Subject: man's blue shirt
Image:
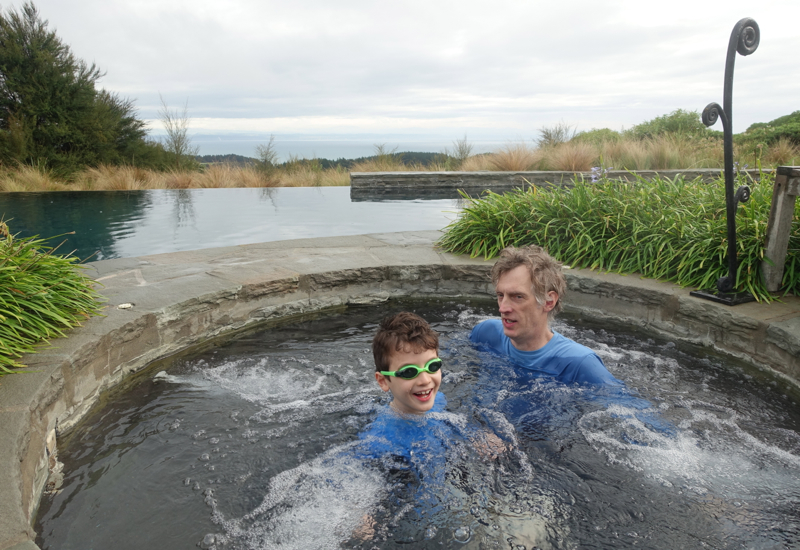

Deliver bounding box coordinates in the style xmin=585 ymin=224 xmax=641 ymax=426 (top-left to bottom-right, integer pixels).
xmin=469 ymin=319 xmax=621 ymax=386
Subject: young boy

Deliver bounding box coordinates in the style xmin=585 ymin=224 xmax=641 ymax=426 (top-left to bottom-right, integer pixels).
xmin=359 ymin=311 xmax=507 ymax=459
xmin=372 ymin=311 xmax=444 ymax=416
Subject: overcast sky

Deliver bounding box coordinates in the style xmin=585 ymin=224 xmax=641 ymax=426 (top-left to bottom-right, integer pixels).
xmin=18 ymin=0 xmax=800 ymax=140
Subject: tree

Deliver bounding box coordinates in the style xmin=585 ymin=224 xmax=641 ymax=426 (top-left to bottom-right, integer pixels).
xmin=158 ymin=94 xmax=199 ymax=169
xmin=254 ymin=134 xmax=278 ymax=174
xmin=0 ymin=2 xmax=155 ymax=172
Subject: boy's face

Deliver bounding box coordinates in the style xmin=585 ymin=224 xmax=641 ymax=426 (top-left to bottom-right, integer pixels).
xmin=375 ymin=346 xmax=441 ymax=415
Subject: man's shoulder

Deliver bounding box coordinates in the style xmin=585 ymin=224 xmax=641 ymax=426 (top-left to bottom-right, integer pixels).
xmin=469 ymin=318 xmax=503 ymax=344
xmin=547 ymin=332 xmax=619 ymax=385
xmin=548 ymin=331 xmax=597 ymax=357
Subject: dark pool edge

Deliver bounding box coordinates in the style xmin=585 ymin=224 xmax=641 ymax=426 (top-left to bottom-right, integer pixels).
xmin=1 ymin=230 xmax=798 ymax=550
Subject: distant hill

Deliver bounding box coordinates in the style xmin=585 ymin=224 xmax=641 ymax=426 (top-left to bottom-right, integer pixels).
xmin=196 ymin=151 xmax=448 ymax=169
xmin=196 ymin=154 xmax=257 ymax=165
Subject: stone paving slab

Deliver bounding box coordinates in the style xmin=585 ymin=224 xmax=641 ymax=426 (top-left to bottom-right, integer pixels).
xmin=1 ymin=230 xmax=798 ymax=550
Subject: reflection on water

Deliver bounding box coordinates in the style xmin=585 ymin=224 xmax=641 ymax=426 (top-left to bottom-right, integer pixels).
xmin=0 ymin=188 xmax=459 ymax=261
xmin=35 ymin=302 xmax=800 ymax=549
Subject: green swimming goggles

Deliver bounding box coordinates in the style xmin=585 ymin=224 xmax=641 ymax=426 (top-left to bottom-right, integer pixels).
xmin=380 ymin=358 xmax=443 ymax=380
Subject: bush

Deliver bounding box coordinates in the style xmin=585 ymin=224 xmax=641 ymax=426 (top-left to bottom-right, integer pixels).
xmin=537 ymin=123 xmax=576 ymax=148
xmin=438 ymin=173 xmax=798 ymax=301
xmin=572 ymin=128 xmax=622 ymax=145
xmin=740 ymin=111 xmax=800 ymax=154
xmin=0 ymin=221 xmax=103 ymax=375
xmin=626 ymin=109 xmax=709 ymax=140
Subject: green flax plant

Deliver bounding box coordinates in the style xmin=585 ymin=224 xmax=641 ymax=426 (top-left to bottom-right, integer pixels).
xmin=0 ymin=221 xmax=103 ymax=376
xmin=438 ymin=173 xmax=799 ymax=302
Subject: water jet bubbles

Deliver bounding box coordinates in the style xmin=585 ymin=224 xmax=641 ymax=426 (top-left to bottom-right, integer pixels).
xmin=453 ymin=526 xmax=471 ymax=543
xmin=193 ymin=481 xmax=201 ymax=490
xmin=209 ymin=437 xmax=220 ymax=445
xmin=199 ymin=453 xmax=211 ymax=462
xmin=193 ymin=429 xmax=206 ymax=440
xmin=198 ymin=533 xmax=216 ymax=549
xmin=183 ymin=477 xmax=191 ymax=486
xmin=424 ymin=525 xmax=437 ymax=540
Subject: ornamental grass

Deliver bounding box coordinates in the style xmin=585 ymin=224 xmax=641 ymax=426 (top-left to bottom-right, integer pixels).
xmin=0 ymin=221 xmax=103 ymax=376
xmin=437 ymin=173 xmax=799 ymax=302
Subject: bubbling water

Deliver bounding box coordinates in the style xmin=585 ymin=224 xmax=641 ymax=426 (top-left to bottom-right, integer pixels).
xmin=35 ymin=302 xmax=800 ymax=550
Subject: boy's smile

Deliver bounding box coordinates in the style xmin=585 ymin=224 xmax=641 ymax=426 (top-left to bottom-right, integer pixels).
xmin=375 ymin=347 xmax=441 ymax=415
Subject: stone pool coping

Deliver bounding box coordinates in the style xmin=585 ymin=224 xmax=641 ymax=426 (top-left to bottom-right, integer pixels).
xmin=2 ymin=230 xmax=799 ymax=550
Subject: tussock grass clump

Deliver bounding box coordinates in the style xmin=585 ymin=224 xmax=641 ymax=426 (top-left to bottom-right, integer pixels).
xmin=0 ymin=221 xmax=103 ymax=376
xmin=0 ymin=164 xmax=71 ymax=191
xmin=489 ymin=143 xmax=542 ymax=171
xmin=438 ymin=173 xmax=799 ymax=302
xmin=543 ymin=141 xmax=597 ymax=171
xmin=764 ymin=138 xmax=800 ymax=166
xmin=460 ymin=154 xmax=494 ymax=171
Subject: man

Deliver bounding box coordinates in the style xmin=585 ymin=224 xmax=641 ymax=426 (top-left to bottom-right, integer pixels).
xmin=470 ymin=245 xmax=620 ymax=385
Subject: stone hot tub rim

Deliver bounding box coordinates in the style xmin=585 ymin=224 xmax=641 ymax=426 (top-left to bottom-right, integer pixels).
xmin=1 ymin=230 xmax=799 ymax=550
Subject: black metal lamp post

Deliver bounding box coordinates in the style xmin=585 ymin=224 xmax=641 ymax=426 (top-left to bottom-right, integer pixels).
xmin=690 ymin=18 xmax=759 ymax=306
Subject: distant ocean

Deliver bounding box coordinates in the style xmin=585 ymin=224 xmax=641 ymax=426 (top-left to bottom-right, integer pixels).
xmin=191 ymin=137 xmax=516 ymax=162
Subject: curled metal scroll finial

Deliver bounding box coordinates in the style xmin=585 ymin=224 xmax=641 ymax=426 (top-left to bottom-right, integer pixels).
xmin=702 ymin=102 xmax=726 ymax=128
xmin=734 ymin=185 xmax=751 ymax=204
xmin=735 ymin=18 xmax=759 ymax=56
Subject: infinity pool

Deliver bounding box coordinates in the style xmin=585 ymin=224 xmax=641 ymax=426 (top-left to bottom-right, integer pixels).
xmin=35 ymin=301 xmax=800 ymax=549
xmin=0 ymin=187 xmax=460 ymax=261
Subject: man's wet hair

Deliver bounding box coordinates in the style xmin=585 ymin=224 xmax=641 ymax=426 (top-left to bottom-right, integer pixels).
xmin=490 ymin=245 xmax=566 ymax=316
xmin=372 ymin=312 xmax=439 ymax=372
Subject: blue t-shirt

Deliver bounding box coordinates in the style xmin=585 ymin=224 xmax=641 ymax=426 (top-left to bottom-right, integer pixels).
xmin=357 ymin=393 xmax=451 ymax=463
xmin=470 ymin=319 xmax=675 ymax=439
xmin=469 ymin=319 xmax=621 ymax=386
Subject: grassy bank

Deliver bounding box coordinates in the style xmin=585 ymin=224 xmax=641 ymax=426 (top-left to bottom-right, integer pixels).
xmin=1 ymin=133 xmax=798 ymax=192
xmin=437 ymin=173 xmax=799 ymax=302
xmin=0 ymin=221 xmax=103 ymax=376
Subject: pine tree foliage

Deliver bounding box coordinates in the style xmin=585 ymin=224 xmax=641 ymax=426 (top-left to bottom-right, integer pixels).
xmin=0 ymin=3 xmax=161 ymax=172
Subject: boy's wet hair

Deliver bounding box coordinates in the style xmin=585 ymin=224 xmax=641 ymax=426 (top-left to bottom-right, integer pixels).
xmin=372 ymin=311 xmax=439 ymax=372
xmin=490 ymin=245 xmax=566 ymax=316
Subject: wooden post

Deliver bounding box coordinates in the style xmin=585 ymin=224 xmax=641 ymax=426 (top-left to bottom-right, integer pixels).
xmin=762 ymin=166 xmax=800 ymax=292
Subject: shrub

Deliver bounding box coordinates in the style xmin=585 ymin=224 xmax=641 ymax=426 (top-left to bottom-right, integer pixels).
xmin=0 ymin=221 xmax=103 ymax=375
xmin=537 ymin=122 xmax=576 ymax=148
xmin=626 ymin=109 xmax=709 ymax=140
xmin=572 ymin=128 xmax=622 ymax=145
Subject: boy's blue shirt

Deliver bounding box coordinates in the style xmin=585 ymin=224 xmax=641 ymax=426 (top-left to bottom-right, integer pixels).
xmin=357 ymin=393 xmax=450 ymax=462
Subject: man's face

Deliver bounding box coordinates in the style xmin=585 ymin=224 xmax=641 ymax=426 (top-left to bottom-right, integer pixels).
xmin=375 ymin=346 xmax=441 ymax=415
xmin=495 ymin=265 xmax=557 ymax=351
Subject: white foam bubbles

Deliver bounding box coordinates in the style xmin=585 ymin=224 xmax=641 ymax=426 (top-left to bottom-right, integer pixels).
xmin=215 ymin=443 xmax=388 ymax=550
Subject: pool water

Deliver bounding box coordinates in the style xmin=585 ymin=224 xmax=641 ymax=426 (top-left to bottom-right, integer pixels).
xmin=0 ymin=187 xmax=461 ymax=261
xmin=35 ymin=301 xmax=800 ymax=549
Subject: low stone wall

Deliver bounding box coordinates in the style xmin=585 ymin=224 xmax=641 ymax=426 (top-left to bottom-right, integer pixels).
xmin=1 ymin=231 xmax=798 ymax=550
xmin=349 ymin=169 xmax=771 ymax=199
